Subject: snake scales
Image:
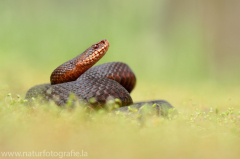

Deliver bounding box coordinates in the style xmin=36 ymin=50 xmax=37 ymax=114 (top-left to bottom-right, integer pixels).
xmin=25 ymin=39 xmax=174 ymax=115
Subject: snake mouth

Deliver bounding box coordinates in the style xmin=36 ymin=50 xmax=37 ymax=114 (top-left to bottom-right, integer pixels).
xmin=81 ymin=39 xmax=109 ymax=65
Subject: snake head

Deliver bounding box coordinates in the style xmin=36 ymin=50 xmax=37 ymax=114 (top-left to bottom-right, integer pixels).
xmin=50 ymin=39 xmax=109 ymax=85
xmin=79 ymin=39 xmax=109 ymax=66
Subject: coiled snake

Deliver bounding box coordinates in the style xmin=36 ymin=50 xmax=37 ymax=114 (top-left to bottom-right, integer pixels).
xmin=25 ymin=39 xmax=174 ymax=115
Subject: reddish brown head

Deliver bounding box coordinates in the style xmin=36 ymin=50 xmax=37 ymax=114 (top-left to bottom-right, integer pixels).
xmin=50 ymin=39 xmax=109 ymax=85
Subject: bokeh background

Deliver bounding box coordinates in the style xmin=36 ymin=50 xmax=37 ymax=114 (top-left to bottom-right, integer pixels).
xmin=0 ymin=0 xmax=240 ymax=106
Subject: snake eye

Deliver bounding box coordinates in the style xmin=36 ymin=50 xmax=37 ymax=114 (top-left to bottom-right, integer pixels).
xmin=93 ymin=44 xmax=99 ymax=49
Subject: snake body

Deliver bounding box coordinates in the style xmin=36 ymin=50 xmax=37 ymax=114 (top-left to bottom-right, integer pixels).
xmin=25 ymin=39 xmax=174 ymax=114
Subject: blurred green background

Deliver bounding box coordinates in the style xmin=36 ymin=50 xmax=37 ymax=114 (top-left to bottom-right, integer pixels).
xmin=0 ymin=0 xmax=240 ymax=99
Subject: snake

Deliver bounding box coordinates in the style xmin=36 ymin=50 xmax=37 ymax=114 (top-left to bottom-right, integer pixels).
xmin=25 ymin=39 xmax=174 ymax=115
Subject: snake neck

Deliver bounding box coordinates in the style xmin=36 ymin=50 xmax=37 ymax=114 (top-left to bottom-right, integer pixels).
xmin=50 ymin=39 xmax=109 ymax=85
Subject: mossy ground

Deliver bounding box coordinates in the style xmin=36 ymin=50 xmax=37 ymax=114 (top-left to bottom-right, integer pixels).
xmin=1 ymin=83 xmax=240 ymax=159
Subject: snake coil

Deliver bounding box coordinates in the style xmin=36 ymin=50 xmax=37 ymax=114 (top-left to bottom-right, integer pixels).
xmin=25 ymin=39 xmax=174 ymax=115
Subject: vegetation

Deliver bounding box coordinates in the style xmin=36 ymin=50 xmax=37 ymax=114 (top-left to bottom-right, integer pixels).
xmin=1 ymin=91 xmax=240 ymax=158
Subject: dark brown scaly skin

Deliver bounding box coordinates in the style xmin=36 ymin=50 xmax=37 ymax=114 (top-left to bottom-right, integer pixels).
xmin=25 ymin=77 xmax=133 ymax=108
xmin=77 ymin=62 xmax=136 ymax=93
xmin=25 ymin=39 xmax=174 ymax=113
xmin=115 ymin=100 xmax=175 ymax=117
